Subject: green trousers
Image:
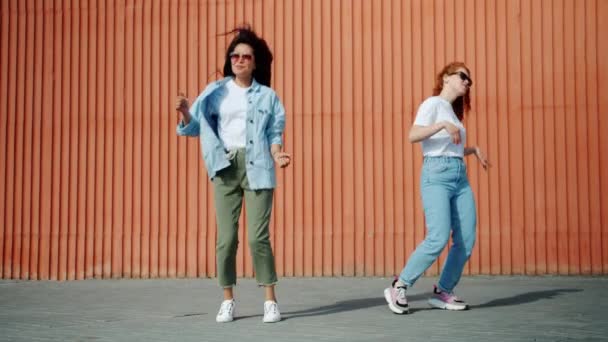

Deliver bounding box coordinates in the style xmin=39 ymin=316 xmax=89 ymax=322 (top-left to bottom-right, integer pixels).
xmin=213 ymin=149 xmax=278 ymax=287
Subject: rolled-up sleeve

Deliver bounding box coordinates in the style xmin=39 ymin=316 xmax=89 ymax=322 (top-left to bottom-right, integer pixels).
xmin=413 ymin=99 xmax=437 ymax=126
xmin=266 ymin=94 xmax=286 ymax=146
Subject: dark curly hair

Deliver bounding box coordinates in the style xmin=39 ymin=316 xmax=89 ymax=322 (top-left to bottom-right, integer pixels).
xmin=222 ymin=25 xmax=273 ymax=87
xmin=432 ymin=62 xmax=472 ymax=121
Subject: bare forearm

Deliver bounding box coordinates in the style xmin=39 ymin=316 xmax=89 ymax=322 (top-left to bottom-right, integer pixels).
xmin=270 ymin=144 xmax=282 ymax=157
xmin=409 ymin=123 xmax=445 ymax=143
xmin=271 ymin=143 xmax=291 ymax=168
xmin=464 ymin=147 xmax=478 ymax=156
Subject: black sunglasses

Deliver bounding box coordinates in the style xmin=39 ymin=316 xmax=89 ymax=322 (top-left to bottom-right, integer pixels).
xmin=449 ymin=71 xmax=473 ymax=86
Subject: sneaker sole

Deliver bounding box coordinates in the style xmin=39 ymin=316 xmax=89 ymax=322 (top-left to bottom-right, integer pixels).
xmin=216 ymin=317 xmax=235 ymax=323
xmin=428 ymin=298 xmax=468 ymax=311
xmin=384 ymin=288 xmax=409 ymax=314
xmin=216 ymin=308 xmax=235 ymax=323
xmin=263 ymin=316 xmax=281 ymax=323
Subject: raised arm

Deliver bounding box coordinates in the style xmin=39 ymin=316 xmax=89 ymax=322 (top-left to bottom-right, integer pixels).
xmin=175 ymin=92 xmax=201 ymax=137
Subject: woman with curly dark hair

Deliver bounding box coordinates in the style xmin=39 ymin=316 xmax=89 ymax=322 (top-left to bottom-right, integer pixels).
xmin=175 ymin=26 xmax=290 ymax=323
xmin=384 ymin=62 xmax=489 ymax=314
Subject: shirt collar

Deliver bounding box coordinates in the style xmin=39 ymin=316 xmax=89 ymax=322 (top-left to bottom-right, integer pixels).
xmin=222 ymin=76 xmax=261 ymax=93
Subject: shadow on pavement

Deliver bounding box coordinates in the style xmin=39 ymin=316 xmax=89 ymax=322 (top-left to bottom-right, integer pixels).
xmin=276 ymin=292 xmax=432 ymax=320
xmin=177 ymin=289 xmax=583 ymax=320
xmin=475 ymin=288 xmax=582 ymax=308
xmin=175 ymin=294 xmax=432 ymax=321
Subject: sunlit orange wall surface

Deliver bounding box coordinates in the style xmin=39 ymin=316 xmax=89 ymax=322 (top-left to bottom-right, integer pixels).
xmin=1 ymin=0 xmax=607 ymax=280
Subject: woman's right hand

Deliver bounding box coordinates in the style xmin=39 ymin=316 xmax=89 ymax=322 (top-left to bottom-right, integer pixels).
xmin=443 ymin=122 xmax=461 ymax=145
xmin=176 ymin=93 xmax=189 ymax=113
xmin=175 ymin=92 xmax=191 ymax=124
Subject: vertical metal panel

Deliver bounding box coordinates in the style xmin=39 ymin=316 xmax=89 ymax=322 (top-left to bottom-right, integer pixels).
xmin=1 ymin=0 xmax=607 ymax=279
xmin=600 ymin=0 xmax=608 ymax=276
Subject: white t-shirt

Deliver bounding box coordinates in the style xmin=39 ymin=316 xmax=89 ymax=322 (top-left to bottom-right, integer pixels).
xmin=413 ymin=96 xmax=466 ymax=157
xmin=218 ymin=79 xmax=249 ymax=149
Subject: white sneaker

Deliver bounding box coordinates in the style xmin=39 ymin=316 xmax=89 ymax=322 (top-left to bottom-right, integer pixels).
xmin=263 ymin=300 xmax=281 ymax=323
xmin=216 ymin=299 xmax=235 ymax=323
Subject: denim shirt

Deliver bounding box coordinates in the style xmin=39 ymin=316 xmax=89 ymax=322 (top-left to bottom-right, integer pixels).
xmin=176 ymin=77 xmax=286 ymax=190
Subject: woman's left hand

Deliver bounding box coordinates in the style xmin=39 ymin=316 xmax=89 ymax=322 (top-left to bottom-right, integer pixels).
xmin=273 ymin=151 xmax=291 ymax=168
xmin=474 ymin=147 xmax=491 ymax=170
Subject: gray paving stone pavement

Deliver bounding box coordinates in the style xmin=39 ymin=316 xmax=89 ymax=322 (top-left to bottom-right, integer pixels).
xmin=0 ymin=276 xmax=606 ymax=341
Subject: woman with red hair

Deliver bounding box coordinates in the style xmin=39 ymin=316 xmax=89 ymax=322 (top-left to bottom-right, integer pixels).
xmin=385 ymin=62 xmax=489 ymax=314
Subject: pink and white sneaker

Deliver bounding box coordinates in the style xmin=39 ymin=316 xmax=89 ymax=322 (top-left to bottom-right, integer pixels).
xmin=383 ymin=277 xmax=409 ymax=314
xmin=428 ymin=285 xmax=469 ymax=310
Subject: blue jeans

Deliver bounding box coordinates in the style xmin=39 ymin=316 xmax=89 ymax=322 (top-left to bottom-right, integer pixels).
xmin=399 ymin=156 xmax=477 ymax=292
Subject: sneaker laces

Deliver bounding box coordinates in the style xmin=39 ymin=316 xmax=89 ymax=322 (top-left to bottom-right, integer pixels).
xmin=395 ymin=286 xmax=407 ymax=301
xmin=392 ymin=278 xmax=407 ymax=302
xmin=219 ymin=300 xmax=234 ymax=315
xmin=265 ymin=301 xmax=278 ymax=314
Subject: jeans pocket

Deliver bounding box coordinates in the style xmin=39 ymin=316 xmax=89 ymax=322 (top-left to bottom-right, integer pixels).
xmin=422 ymin=163 xmax=452 ymax=184
xmin=426 ymin=163 xmax=449 ymax=174
xmin=212 ymin=164 xmax=232 ymax=184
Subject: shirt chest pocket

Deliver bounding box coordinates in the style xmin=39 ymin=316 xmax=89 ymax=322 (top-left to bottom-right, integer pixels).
xmin=255 ymin=108 xmax=272 ymax=129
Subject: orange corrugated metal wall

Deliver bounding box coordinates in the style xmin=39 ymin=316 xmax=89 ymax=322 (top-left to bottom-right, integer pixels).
xmin=1 ymin=0 xmax=607 ymax=280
